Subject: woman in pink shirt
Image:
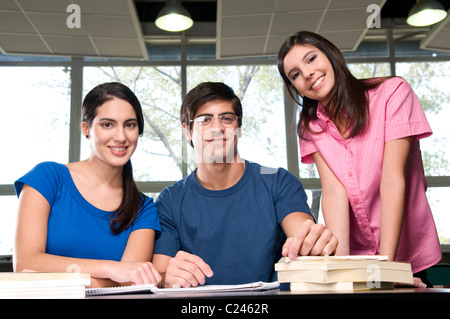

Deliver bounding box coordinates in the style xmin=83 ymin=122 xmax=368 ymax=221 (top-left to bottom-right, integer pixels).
xmin=277 ymin=31 xmax=441 ymax=287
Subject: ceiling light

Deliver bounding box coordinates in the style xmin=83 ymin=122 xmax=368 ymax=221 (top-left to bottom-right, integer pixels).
xmin=407 ymin=0 xmax=448 ymax=27
xmin=155 ymin=0 xmax=194 ymax=32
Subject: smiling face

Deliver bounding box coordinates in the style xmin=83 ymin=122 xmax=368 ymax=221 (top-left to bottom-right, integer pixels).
xmin=283 ymin=44 xmax=335 ymax=106
xmin=83 ymin=97 xmax=139 ymax=168
xmin=184 ymin=99 xmax=240 ymax=164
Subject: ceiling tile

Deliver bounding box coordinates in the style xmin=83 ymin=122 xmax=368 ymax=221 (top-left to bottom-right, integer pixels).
xmin=94 ymin=37 xmax=144 ymax=58
xmin=75 ymin=0 xmax=136 ymax=16
xmin=275 ymin=0 xmax=329 ymax=12
xmin=44 ymin=35 xmax=98 ymax=56
xmin=16 ymin=0 xmax=72 ymax=13
xmin=217 ymin=0 xmax=389 ymax=59
xmin=221 ymin=15 xmax=272 ymax=38
xmin=0 ymin=0 xmax=146 ymax=59
xmin=328 ymin=0 xmax=377 ymax=9
xmin=0 ymin=11 xmax=34 ymax=33
xmin=422 ymin=28 xmax=450 ymax=52
xmin=82 ymin=15 xmax=138 ymax=38
xmin=265 ymin=34 xmax=293 ymax=54
xmin=219 ymin=37 xmax=266 ymax=58
xmin=221 ymin=0 xmax=275 ymax=15
xmin=27 ymin=12 xmax=88 ymax=36
xmin=318 ymin=8 xmax=369 ymax=32
xmin=270 ymin=12 xmax=322 ymax=35
xmin=321 ymin=31 xmax=365 ymax=51
xmin=0 ymin=0 xmax=21 ymax=11
xmin=421 ymin=10 xmax=450 ymax=52
xmin=0 ymin=34 xmax=49 ymax=54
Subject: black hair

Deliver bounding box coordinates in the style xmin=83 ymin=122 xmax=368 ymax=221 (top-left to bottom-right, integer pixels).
xmin=81 ymin=82 xmax=144 ymax=234
xmin=180 ymin=82 xmax=242 ymax=147
xmin=278 ymin=31 xmax=391 ymax=139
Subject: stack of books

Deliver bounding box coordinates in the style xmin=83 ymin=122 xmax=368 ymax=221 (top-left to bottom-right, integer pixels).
xmin=0 ymin=272 xmax=91 ymax=299
xmin=275 ymin=255 xmax=414 ymax=292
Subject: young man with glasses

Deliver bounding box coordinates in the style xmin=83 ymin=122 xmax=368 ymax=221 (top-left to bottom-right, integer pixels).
xmin=152 ymin=82 xmax=337 ymax=287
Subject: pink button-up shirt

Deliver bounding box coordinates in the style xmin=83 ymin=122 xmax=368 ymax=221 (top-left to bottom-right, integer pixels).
xmin=300 ymin=77 xmax=441 ymax=273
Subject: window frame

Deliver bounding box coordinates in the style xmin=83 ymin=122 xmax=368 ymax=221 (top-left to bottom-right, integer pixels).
xmin=1 ymin=29 xmax=449 ymax=256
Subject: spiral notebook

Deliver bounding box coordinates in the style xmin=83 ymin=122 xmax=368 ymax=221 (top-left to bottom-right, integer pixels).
xmin=85 ymin=281 xmax=279 ymax=296
xmin=86 ymin=283 xmax=156 ymax=296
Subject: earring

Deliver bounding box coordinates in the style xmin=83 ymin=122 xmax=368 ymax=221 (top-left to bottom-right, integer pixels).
xmin=85 ymin=134 xmax=90 ymax=139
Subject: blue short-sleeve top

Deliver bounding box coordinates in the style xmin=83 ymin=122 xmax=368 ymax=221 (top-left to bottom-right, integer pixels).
xmin=14 ymin=161 xmax=161 ymax=261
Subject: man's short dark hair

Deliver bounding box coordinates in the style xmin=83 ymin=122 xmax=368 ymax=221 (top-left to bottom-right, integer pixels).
xmin=180 ymin=82 xmax=243 ymax=129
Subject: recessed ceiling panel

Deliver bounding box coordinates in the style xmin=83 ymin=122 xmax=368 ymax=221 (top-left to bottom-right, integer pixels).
xmin=75 ymin=0 xmax=133 ymax=16
xmin=44 ymin=35 xmax=98 ymax=56
xmin=270 ymin=12 xmax=322 ymax=34
xmin=220 ymin=36 xmax=267 ymax=57
xmin=0 ymin=34 xmax=49 ymax=54
xmin=421 ymin=9 xmax=450 ymax=52
xmin=275 ymin=0 xmax=330 ymax=12
xmin=83 ymin=16 xmax=139 ymax=38
xmin=94 ymin=37 xmax=144 ymax=58
xmin=18 ymin=0 xmax=72 ymax=13
xmin=217 ymin=0 xmax=387 ymax=59
xmin=27 ymin=12 xmax=88 ymax=36
xmin=0 ymin=11 xmax=35 ymax=33
xmin=221 ymin=0 xmax=275 ymax=15
xmin=321 ymin=31 xmax=366 ymax=51
xmin=319 ymin=8 xmax=370 ymax=32
xmin=265 ymin=34 xmax=292 ymax=55
xmin=0 ymin=0 xmax=147 ymax=59
xmin=221 ymin=15 xmax=272 ymax=38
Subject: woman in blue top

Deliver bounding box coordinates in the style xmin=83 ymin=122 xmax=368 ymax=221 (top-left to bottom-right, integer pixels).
xmin=14 ymin=82 xmax=161 ymax=288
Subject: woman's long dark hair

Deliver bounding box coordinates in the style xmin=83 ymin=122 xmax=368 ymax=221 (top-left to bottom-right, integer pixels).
xmin=82 ymin=82 xmax=144 ymax=234
xmin=277 ymin=31 xmax=391 ymax=140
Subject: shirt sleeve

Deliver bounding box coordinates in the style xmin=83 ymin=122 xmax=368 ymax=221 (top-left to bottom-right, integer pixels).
xmin=298 ymin=116 xmax=324 ymax=164
xmin=384 ymin=77 xmax=432 ymax=142
xmin=14 ymin=162 xmax=61 ymax=206
xmin=299 ymin=136 xmax=318 ymax=164
xmin=130 ymin=195 xmax=161 ymax=233
xmin=153 ymin=188 xmax=180 ymax=257
xmin=274 ymin=168 xmax=313 ymax=224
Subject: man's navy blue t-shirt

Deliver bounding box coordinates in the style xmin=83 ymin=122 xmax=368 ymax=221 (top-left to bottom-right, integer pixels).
xmin=154 ymin=160 xmax=312 ymax=285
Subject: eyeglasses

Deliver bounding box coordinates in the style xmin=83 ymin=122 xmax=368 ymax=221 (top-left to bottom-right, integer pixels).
xmin=189 ymin=114 xmax=240 ymax=127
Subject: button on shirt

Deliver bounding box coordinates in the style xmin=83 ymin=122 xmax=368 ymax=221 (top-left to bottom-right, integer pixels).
xmin=299 ymin=77 xmax=441 ymax=273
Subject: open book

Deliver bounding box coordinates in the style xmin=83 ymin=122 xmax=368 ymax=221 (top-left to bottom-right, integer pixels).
xmin=86 ymin=281 xmax=279 ymax=296
xmin=152 ymin=281 xmax=279 ymax=294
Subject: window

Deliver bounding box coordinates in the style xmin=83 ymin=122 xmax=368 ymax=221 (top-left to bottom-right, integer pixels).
xmin=396 ymin=62 xmax=450 ymax=177
xmin=347 ymin=62 xmax=391 ymax=79
xmin=0 ymin=66 xmax=70 ymax=256
xmin=186 ymin=65 xmax=287 ymax=170
xmin=296 ymin=58 xmax=450 ymax=246
xmin=1 ymin=32 xmax=449 ymax=258
xmin=397 ymin=61 xmax=450 ymax=245
xmin=0 ymin=67 xmax=70 ymax=185
xmin=82 ymin=66 xmax=183 ymax=181
xmin=0 ymin=196 xmax=18 ymax=255
xmin=427 ymin=188 xmax=450 ymax=244
xmin=299 ymin=62 xmax=391 ymax=220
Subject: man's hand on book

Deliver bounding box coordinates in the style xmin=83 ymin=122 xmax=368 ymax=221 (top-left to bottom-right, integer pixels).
xmin=164 ymin=251 xmax=214 ymax=288
xmin=282 ymin=219 xmax=338 ymax=260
